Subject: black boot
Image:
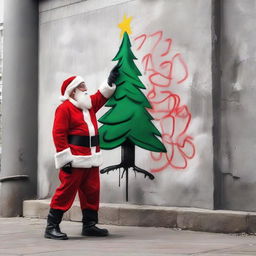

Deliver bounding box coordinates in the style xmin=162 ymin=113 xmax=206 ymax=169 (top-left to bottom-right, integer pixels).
xmin=81 ymin=209 xmax=109 ymax=237
xmin=44 ymin=208 xmax=68 ymax=240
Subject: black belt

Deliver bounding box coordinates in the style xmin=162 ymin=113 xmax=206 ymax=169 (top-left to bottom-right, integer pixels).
xmin=68 ymin=135 xmax=99 ymax=147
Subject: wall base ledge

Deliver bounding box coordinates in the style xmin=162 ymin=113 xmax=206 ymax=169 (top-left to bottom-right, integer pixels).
xmin=23 ymin=199 xmax=256 ymax=234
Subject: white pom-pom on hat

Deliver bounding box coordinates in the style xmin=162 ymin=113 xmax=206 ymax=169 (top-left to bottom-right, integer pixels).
xmin=59 ymin=95 xmax=68 ymax=102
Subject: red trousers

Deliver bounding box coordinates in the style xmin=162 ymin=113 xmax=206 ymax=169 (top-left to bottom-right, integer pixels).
xmin=50 ymin=167 xmax=100 ymax=212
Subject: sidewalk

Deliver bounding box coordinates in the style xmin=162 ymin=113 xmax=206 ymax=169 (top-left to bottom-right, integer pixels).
xmin=0 ymin=217 xmax=256 ymax=256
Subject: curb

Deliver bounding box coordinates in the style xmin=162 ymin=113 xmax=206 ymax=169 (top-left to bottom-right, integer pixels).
xmin=23 ymin=199 xmax=256 ymax=234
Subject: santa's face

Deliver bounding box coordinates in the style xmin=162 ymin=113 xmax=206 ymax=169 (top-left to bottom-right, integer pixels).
xmin=72 ymin=82 xmax=92 ymax=110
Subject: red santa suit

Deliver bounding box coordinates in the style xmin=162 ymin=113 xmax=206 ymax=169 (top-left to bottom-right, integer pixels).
xmin=50 ymin=76 xmax=115 ymax=212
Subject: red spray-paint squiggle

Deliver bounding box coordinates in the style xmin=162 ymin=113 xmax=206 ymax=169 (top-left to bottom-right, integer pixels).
xmin=134 ymin=31 xmax=196 ymax=172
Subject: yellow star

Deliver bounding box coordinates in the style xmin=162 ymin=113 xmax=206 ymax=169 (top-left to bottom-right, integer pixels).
xmin=118 ymin=14 xmax=133 ymax=38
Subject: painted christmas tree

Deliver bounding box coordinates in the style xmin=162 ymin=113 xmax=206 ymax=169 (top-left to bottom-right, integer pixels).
xmin=99 ymin=15 xmax=166 ymax=201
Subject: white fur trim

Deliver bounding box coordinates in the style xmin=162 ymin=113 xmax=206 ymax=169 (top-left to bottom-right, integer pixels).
xmin=71 ymin=152 xmax=103 ymax=168
xmin=99 ymin=81 xmax=116 ymax=98
xmin=55 ymin=148 xmax=74 ymax=169
xmin=63 ymin=76 xmax=84 ymax=99
xmin=69 ymin=97 xmax=80 ymax=108
xmin=82 ymin=110 xmax=96 ymax=154
xmin=83 ymin=110 xmax=95 ymax=136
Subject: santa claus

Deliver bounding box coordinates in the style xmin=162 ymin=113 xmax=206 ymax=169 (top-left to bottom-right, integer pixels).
xmin=44 ymin=66 xmax=119 ymax=240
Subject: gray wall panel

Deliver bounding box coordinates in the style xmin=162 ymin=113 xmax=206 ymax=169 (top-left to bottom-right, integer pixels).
xmin=38 ymin=0 xmax=214 ymax=209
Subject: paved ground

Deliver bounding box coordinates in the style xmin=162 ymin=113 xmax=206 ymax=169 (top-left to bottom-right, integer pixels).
xmin=0 ymin=218 xmax=256 ymax=256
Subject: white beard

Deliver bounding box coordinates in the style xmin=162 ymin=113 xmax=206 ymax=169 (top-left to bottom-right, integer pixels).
xmin=74 ymin=89 xmax=92 ymax=110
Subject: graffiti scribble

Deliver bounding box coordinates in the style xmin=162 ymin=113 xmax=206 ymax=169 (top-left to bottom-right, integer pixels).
xmin=134 ymin=31 xmax=196 ymax=172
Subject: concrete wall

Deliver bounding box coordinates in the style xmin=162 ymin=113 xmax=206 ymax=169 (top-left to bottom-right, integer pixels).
xmin=0 ymin=0 xmax=3 ymax=23
xmin=220 ymin=0 xmax=256 ymax=211
xmin=38 ymin=0 xmax=214 ymax=208
xmin=0 ymin=0 xmax=3 ymax=143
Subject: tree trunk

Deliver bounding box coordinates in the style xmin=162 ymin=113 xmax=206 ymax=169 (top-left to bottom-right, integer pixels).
xmin=100 ymin=139 xmax=154 ymax=202
xmin=121 ymin=139 xmax=135 ymax=168
xmin=121 ymin=140 xmax=135 ymax=201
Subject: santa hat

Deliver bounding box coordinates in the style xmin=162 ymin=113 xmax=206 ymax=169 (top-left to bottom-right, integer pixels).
xmin=59 ymin=75 xmax=85 ymax=102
